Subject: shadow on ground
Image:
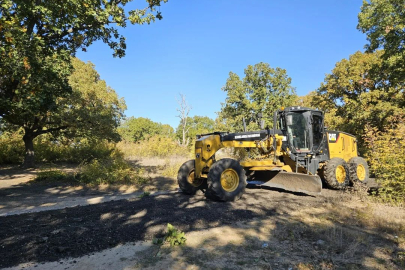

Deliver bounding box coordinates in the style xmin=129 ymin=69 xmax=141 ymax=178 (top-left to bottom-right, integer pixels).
xmin=0 ymin=188 xmax=403 ymax=269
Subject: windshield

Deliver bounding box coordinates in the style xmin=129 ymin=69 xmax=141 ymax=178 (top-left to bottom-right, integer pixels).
xmin=286 ymin=112 xmax=310 ymax=152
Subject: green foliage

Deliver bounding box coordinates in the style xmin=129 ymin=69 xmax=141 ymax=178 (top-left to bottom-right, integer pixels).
xmin=118 ymin=117 xmax=174 ymax=142
xmin=31 ymin=149 xmax=151 ymax=186
xmin=0 ymin=130 xmax=119 ymax=165
xmin=313 ymin=51 xmax=404 ymax=152
xmin=0 ymin=0 xmax=166 ymax=166
xmin=1 ymin=57 xmax=126 ymax=167
xmin=165 ymin=223 xmax=186 ymax=246
xmin=0 ymin=130 xmax=24 ymax=164
xmin=161 ymin=159 xmax=185 ymax=178
xmin=365 ymin=120 xmax=405 ymax=205
xmin=358 ymin=0 xmax=405 ymax=85
xmin=35 ymin=170 xmax=76 ymax=183
xmin=79 ymin=153 xmax=150 ymax=185
xmin=218 ymin=62 xmax=296 ymax=132
xmin=175 ymin=116 xmax=215 ymax=143
xmin=117 ymin=135 xmax=190 ymax=158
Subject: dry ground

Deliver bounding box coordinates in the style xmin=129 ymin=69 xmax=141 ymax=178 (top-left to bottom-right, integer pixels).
xmin=0 ymin=159 xmax=404 ymax=270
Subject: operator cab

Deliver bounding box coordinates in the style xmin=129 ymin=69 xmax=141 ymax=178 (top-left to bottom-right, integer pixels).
xmin=277 ymin=107 xmax=325 ymax=155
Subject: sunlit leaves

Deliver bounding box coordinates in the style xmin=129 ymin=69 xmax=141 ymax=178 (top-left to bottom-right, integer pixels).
xmin=218 ymin=62 xmax=296 ymax=132
xmin=358 ymin=0 xmax=405 ymax=84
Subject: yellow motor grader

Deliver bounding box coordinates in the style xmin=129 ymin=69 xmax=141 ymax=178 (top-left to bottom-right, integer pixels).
xmin=177 ymin=106 xmax=369 ymax=201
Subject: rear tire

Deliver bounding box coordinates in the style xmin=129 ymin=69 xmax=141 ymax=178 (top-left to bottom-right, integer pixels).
xmin=206 ymin=158 xmax=246 ymax=201
xmin=177 ymin=160 xmax=206 ymax=195
xmin=324 ymin=158 xmax=349 ymax=190
xmin=348 ymin=157 xmax=369 ymax=184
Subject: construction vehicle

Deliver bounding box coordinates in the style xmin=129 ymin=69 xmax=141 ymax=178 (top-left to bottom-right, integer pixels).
xmin=177 ymin=106 xmax=369 ymax=201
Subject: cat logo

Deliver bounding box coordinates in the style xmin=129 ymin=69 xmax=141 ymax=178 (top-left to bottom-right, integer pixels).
xmin=328 ymin=133 xmax=337 ymax=141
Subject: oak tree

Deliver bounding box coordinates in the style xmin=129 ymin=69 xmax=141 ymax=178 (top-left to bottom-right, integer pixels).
xmin=218 ymin=62 xmax=296 ymax=131
xmin=358 ymin=0 xmax=405 ymax=85
xmin=0 ymin=0 xmax=167 ymax=166
xmin=2 ymin=58 xmax=126 ymax=167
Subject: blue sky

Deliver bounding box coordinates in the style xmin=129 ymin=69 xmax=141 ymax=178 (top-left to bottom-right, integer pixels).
xmin=76 ymin=0 xmax=367 ymax=128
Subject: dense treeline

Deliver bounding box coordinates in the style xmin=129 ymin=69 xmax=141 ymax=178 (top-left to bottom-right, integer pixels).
xmin=0 ymin=0 xmax=404 ymax=202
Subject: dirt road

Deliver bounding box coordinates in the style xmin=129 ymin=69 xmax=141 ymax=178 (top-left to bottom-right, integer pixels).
xmin=0 ymin=167 xmax=404 ymax=270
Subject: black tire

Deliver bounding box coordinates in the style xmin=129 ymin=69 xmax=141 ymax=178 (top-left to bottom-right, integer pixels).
xmin=324 ymin=157 xmax=349 ymax=190
xmin=348 ymin=157 xmax=369 ymax=184
xmin=206 ymin=158 xmax=247 ymax=201
xmin=177 ymin=160 xmax=206 ymax=195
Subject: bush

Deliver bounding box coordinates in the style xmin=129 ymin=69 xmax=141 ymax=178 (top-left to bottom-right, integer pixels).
xmin=79 ymin=150 xmax=150 ymax=185
xmin=35 ymin=169 xmax=77 ymax=183
xmin=365 ymin=121 xmax=405 ymax=204
xmin=0 ymin=130 xmax=117 ymax=165
xmin=117 ymin=135 xmax=191 ymax=158
xmin=34 ymin=136 xmax=115 ymax=163
xmin=0 ymin=131 xmax=24 ymax=164
xmin=153 ymin=223 xmax=187 ymax=246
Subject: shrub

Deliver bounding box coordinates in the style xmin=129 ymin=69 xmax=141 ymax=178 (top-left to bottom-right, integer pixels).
xmin=165 ymin=223 xmax=186 ymax=246
xmin=0 ymin=130 xmax=117 ymax=165
xmin=35 ymin=169 xmax=77 ymax=183
xmin=0 ymin=131 xmax=24 ymax=164
xmin=117 ymin=135 xmax=191 ymax=158
xmin=79 ymin=151 xmax=150 ymax=185
xmin=34 ymin=136 xmax=115 ymax=164
xmin=365 ymin=121 xmax=405 ymax=204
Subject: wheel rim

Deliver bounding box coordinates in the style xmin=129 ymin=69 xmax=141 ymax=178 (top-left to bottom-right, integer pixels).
xmin=335 ymin=165 xmax=346 ymax=183
xmin=220 ymin=169 xmax=239 ymax=192
xmin=357 ymin=164 xmax=366 ymax=181
xmin=187 ymin=170 xmax=203 ymax=187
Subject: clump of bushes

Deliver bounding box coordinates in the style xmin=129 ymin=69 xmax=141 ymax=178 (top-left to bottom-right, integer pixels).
xmin=0 ymin=131 xmax=116 ymax=165
xmin=34 ymin=149 xmax=150 ymax=185
xmin=365 ymin=121 xmax=405 ymax=205
xmin=79 ymin=150 xmax=150 ymax=185
xmin=117 ymin=135 xmax=191 ymax=158
xmin=35 ymin=169 xmax=77 ymax=183
xmin=0 ymin=131 xmax=25 ymax=164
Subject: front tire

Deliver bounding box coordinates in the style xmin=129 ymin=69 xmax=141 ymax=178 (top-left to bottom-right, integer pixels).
xmin=348 ymin=157 xmax=369 ymax=184
xmin=206 ymin=158 xmax=246 ymax=201
xmin=323 ymin=158 xmax=349 ymax=190
xmin=177 ymin=160 xmax=206 ymax=195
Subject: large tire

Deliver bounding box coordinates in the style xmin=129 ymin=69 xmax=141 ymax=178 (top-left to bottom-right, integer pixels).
xmin=323 ymin=158 xmax=349 ymax=190
xmin=177 ymin=160 xmax=206 ymax=195
xmin=348 ymin=157 xmax=369 ymax=184
xmin=206 ymin=158 xmax=247 ymax=201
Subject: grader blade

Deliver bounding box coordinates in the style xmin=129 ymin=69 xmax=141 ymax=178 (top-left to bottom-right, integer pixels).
xmin=247 ymin=171 xmax=322 ymax=196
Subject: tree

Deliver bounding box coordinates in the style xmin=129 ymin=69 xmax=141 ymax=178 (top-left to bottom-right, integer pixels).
xmin=0 ymin=0 xmax=167 ymax=166
xmin=2 ymin=58 xmax=126 ymax=167
xmin=315 ymin=51 xmax=404 ymax=151
xmin=218 ymin=62 xmax=296 ymax=131
xmin=118 ymin=117 xmax=170 ymax=142
xmin=175 ymin=116 xmax=215 ymax=143
xmin=0 ymin=0 xmax=166 ymax=116
xmin=358 ymin=0 xmax=405 ymax=85
xmin=176 ymin=94 xmax=191 ymax=146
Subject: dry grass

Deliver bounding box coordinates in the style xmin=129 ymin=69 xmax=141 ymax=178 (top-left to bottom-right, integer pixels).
xmin=132 ymin=187 xmax=405 ymax=270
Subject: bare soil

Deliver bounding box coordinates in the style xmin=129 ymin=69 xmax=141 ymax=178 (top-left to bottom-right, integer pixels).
xmin=0 ymin=162 xmax=404 ymax=270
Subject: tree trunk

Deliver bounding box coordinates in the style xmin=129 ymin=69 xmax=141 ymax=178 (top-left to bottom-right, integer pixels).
xmin=22 ymin=132 xmax=36 ymax=168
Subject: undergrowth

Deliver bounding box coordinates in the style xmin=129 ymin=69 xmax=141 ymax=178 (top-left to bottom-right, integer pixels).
xmin=365 ymin=121 xmax=405 ymax=205
xmin=34 ymin=150 xmax=150 ymax=185
xmin=117 ymin=135 xmax=191 ymax=158
xmin=153 ymin=223 xmax=187 ymax=246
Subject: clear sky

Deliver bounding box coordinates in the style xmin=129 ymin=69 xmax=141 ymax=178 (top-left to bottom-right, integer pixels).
xmin=76 ymin=0 xmax=367 ymax=128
